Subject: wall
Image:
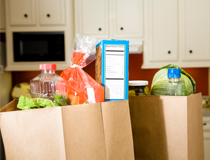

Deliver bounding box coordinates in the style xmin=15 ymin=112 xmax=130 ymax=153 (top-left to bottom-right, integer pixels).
xmin=12 ymin=53 xmax=209 ymax=96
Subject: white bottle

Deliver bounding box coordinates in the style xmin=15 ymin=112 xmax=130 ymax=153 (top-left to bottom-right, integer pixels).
xmin=167 ymin=68 xmax=183 ymax=96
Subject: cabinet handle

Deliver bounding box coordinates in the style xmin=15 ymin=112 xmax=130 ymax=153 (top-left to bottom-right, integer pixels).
xmin=47 ymin=14 xmax=50 ymax=17
xmin=203 ymin=122 xmax=207 ymax=125
xmin=189 ymin=50 xmax=193 ymax=53
xmin=168 ymin=51 xmax=171 ymax=54
xmin=120 ymin=27 xmax=124 ymax=30
xmin=98 ymin=28 xmax=102 ymax=31
xmin=24 ymin=14 xmax=28 ymax=18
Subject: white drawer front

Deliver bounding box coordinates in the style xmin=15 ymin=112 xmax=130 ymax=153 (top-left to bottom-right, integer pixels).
xmin=203 ymin=117 xmax=210 ymax=127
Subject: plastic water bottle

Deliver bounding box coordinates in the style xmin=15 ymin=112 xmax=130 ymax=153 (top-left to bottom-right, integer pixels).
xmin=167 ymin=68 xmax=183 ymax=96
xmin=30 ymin=64 xmax=60 ymax=101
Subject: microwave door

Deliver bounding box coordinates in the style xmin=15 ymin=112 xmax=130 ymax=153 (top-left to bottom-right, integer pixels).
xmin=13 ymin=32 xmax=65 ymax=62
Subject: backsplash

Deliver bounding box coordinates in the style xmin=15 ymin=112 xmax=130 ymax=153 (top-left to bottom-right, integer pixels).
xmin=12 ymin=53 xmax=209 ymax=96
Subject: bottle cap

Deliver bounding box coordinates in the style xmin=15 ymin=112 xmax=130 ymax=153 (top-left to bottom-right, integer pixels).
xmin=129 ymin=80 xmax=148 ymax=86
xmin=39 ymin=64 xmax=57 ymax=70
xmin=168 ymin=68 xmax=181 ymax=78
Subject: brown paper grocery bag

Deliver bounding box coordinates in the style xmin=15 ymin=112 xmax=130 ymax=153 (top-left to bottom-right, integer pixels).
xmin=101 ymin=100 xmax=135 ymax=160
xmin=129 ymin=93 xmax=204 ymax=160
xmin=0 ymin=100 xmax=134 ymax=160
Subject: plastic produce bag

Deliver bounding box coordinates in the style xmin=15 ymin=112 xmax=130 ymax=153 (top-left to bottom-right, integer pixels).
xmin=56 ymin=34 xmax=104 ymax=105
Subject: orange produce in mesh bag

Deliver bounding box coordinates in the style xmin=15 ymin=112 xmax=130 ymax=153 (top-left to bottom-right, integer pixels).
xmin=56 ymin=35 xmax=104 ymax=105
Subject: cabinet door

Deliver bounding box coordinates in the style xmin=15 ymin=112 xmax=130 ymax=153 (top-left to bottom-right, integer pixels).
xmin=111 ymin=0 xmax=143 ymax=38
xmin=38 ymin=0 xmax=65 ymax=25
xmin=0 ymin=0 xmax=5 ymax=30
xmin=203 ymin=117 xmax=210 ymax=160
xmin=74 ymin=0 xmax=109 ymax=39
xmin=147 ymin=0 xmax=178 ymax=62
xmin=180 ymin=0 xmax=210 ymax=61
xmin=8 ymin=0 xmax=36 ymax=25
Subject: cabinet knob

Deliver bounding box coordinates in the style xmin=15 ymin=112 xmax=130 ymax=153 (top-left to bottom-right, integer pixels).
xmin=203 ymin=122 xmax=207 ymax=125
xmin=47 ymin=14 xmax=50 ymax=17
xmin=98 ymin=28 xmax=102 ymax=31
xmin=168 ymin=51 xmax=171 ymax=54
xmin=24 ymin=14 xmax=28 ymax=18
xmin=120 ymin=27 xmax=124 ymax=30
xmin=189 ymin=50 xmax=193 ymax=53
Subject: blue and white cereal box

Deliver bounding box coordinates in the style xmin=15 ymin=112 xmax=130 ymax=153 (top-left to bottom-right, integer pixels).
xmin=95 ymin=40 xmax=129 ymax=102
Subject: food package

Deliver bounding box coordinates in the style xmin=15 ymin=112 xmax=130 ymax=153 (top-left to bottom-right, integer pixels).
xmin=95 ymin=40 xmax=129 ymax=101
xmin=56 ymin=34 xmax=104 ymax=105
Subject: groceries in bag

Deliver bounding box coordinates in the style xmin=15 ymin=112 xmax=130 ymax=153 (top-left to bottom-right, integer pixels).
xmin=167 ymin=68 xmax=183 ymax=96
xmin=17 ymin=94 xmax=66 ymax=110
xmin=30 ymin=64 xmax=60 ymax=100
xmin=128 ymin=80 xmax=149 ymax=96
xmin=151 ymin=64 xmax=196 ymax=96
xmin=56 ymin=34 xmax=104 ymax=105
xmin=95 ymin=40 xmax=129 ymax=101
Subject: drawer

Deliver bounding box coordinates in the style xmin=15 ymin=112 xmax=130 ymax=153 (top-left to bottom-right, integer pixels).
xmin=204 ymin=131 xmax=210 ymax=139
xmin=203 ymin=117 xmax=210 ymax=131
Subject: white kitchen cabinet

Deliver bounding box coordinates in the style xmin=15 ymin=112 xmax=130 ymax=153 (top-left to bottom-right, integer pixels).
xmin=74 ymin=0 xmax=109 ymax=39
xmin=38 ymin=0 xmax=65 ymax=25
xmin=8 ymin=0 xmax=36 ymax=25
xmin=4 ymin=0 xmax=74 ymax=71
xmin=143 ymin=0 xmax=210 ymax=68
xmin=74 ymin=0 xmax=143 ymax=53
xmin=7 ymin=0 xmax=65 ymax=26
xmin=203 ymin=116 xmax=210 ymax=160
xmin=0 ymin=0 xmax=5 ymax=31
xmin=145 ymin=0 xmax=178 ymax=62
xmin=179 ymin=0 xmax=210 ymax=61
xmin=111 ymin=0 xmax=143 ymax=39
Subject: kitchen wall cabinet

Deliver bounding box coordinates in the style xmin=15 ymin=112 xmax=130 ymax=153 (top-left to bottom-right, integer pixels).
xmin=144 ymin=0 xmax=179 ymax=63
xmin=4 ymin=0 xmax=74 ymax=71
xmin=179 ymin=0 xmax=210 ymax=62
xmin=111 ymin=0 xmax=143 ymax=39
xmin=38 ymin=0 xmax=65 ymax=25
xmin=74 ymin=0 xmax=109 ymax=39
xmin=143 ymin=0 xmax=210 ymax=68
xmin=74 ymin=0 xmax=143 ymax=53
xmin=203 ymin=116 xmax=210 ymax=160
xmin=7 ymin=0 xmax=65 ymax=26
xmin=8 ymin=0 xmax=36 ymax=26
xmin=0 ymin=0 xmax=5 ymax=31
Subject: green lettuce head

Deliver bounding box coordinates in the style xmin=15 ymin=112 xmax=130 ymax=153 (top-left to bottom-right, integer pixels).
xmin=150 ymin=64 xmax=196 ymax=96
xmin=17 ymin=93 xmax=67 ymax=110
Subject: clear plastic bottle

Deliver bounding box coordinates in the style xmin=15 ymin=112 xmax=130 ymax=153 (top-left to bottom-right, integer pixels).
xmin=167 ymin=68 xmax=183 ymax=96
xmin=30 ymin=64 xmax=60 ymax=101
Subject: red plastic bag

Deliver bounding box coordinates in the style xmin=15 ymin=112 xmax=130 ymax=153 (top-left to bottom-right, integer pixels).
xmin=56 ymin=35 xmax=104 ymax=105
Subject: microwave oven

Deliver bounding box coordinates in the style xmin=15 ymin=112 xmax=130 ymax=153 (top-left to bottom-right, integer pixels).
xmin=13 ymin=32 xmax=65 ymax=62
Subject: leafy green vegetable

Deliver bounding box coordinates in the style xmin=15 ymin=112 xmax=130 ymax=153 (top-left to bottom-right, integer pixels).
xmin=17 ymin=93 xmax=67 ymax=110
xmin=54 ymin=93 xmax=67 ymax=106
xmin=17 ymin=95 xmax=55 ymax=110
xmin=151 ymin=64 xmax=196 ymax=96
